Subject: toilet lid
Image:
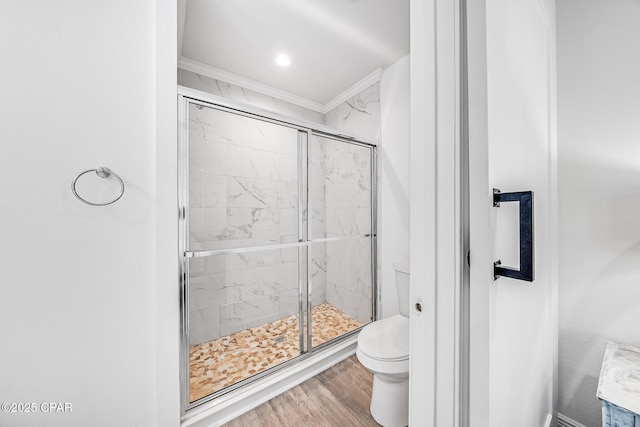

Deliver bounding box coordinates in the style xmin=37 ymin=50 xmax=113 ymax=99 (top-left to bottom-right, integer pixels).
xmin=358 ymin=315 xmax=409 ymax=361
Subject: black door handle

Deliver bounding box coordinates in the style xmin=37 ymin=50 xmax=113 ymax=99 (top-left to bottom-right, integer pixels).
xmin=493 ymin=189 xmax=534 ymax=282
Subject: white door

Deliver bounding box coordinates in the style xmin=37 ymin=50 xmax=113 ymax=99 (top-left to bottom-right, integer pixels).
xmin=467 ymin=0 xmax=557 ymax=426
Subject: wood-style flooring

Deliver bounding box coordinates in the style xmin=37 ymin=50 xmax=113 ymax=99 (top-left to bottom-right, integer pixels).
xmin=223 ymin=355 xmax=380 ymax=427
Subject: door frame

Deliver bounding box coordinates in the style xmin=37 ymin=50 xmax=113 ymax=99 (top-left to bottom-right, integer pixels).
xmin=412 ymin=0 xmax=559 ymax=425
xmin=409 ymin=0 xmax=467 ymax=425
xmin=466 ymin=0 xmax=490 ymax=424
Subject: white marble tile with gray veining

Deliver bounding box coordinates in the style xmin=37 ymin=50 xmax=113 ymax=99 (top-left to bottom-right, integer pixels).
xmin=310 ymin=254 xmax=328 ymax=307
xmin=189 ymin=306 xmax=221 ymax=345
xmin=188 ymin=247 xmax=299 ymax=344
xmin=179 ymin=69 xmax=326 ymax=124
xmin=190 ymin=143 xmax=297 ymax=184
xmin=190 ymin=248 xmax=296 ymax=276
xmin=324 ymin=238 xmax=372 ymax=323
xmin=190 ymin=105 xmax=298 ymax=155
xmin=324 ymin=82 xmax=381 ymax=143
xmin=277 ymin=288 xmax=301 ymax=319
xmin=219 ymin=295 xmax=283 ymax=337
xmin=186 ymin=78 xmax=380 ymax=346
xmin=325 ymin=208 xmax=372 ymax=237
xmin=189 ymin=207 xmax=297 ymax=250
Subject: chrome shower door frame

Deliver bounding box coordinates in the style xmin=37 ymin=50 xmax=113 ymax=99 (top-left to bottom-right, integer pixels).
xmin=177 ymin=90 xmax=377 ymax=417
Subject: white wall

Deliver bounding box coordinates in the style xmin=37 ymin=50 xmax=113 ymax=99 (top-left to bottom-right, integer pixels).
xmin=557 ymin=1 xmax=640 ymax=425
xmin=0 ymin=2 xmax=179 ymax=427
xmin=379 ymin=55 xmax=410 ymax=318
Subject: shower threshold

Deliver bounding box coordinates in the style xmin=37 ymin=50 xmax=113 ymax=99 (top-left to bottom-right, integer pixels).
xmin=189 ymin=303 xmax=362 ymax=402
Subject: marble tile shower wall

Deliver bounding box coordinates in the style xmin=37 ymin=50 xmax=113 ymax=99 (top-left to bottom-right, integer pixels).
xmin=320 ymin=84 xmax=379 ymax=324
xmin=324 ymin=238 xmax=373 ymax=324
xmin=308 ymin=139 xmax=328 ymax=308
xmin=313 ymin=137 xmax=372 ymax=239
xmin=188 ymin=104 xmax=299 ymax=251
xmin=189 ymin=248 xmax=299 ymax=346
xmin=311 ymin=137 xmax=374 ymax=324
xmin=182 ymin=73 xmax=381 ymax=345
xmin=325 ymin=82 xmax=381 ymax=143
xmin=188 ymin=104 xmax=305 ymax=345
xmin=179 ymin=70 xmax=325 ymax=124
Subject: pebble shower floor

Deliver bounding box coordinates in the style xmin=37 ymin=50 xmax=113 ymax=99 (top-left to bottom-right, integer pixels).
xmin=189 ymin=303 xmax=363 ymax=402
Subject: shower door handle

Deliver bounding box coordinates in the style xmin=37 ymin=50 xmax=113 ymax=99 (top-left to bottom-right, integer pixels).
xmin=493 ymin=189 xmax=534 ymax=282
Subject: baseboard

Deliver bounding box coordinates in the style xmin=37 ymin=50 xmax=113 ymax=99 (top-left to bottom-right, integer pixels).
xmin=558 ymin=412 xmax=589 ymax=427
xmin=543 ymin=413 xmax=552 ymax=427
xmin=181 ymin=336 xmax=357 ymax=427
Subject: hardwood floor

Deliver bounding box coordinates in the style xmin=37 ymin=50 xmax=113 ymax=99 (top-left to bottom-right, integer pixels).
xmin=223 ymin=355 xmax=380 ymax=427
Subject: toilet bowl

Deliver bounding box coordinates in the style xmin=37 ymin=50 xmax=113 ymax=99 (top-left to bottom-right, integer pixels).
xmin=356 ymin=259 xmax=410 ymax=427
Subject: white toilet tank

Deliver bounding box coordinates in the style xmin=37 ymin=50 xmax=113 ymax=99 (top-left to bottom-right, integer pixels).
xmin=392 ymin=258 xmax=410 ymax=317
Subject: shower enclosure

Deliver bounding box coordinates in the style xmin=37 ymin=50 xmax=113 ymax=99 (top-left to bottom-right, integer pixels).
xmin=178 ymin=90 xmax=377 ymax=411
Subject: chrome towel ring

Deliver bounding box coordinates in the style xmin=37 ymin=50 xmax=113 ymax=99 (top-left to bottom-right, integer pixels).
xmin=72 ymin=167 xmax=125 ymax=206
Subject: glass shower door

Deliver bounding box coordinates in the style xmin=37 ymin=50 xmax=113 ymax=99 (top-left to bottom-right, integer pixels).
xmin=184 ymin=103 xmax=305 ymax=403
xmin=308 ymin=134 xmax=374 ymax=348
xmin=179 ymin=97 xmax=377 ymax=411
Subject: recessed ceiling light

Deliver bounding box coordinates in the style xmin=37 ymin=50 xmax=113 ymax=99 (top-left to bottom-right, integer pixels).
xmin=275 ymin=54 xmax=291 ymax=67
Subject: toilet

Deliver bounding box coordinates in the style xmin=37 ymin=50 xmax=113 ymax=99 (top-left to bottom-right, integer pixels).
xmin=356 ymin=259 xmax=410 ymax=427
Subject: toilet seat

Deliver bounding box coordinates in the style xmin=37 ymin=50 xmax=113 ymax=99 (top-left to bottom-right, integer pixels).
xmin=357 ymin=315 xmax=409 ymax=362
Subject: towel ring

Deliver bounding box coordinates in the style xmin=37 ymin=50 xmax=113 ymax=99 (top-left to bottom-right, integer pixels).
xmin=72 ymin=167 xmax=125 ymax=206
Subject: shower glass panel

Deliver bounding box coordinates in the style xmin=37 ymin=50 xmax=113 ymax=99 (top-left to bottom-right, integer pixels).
xmin=309 ymin=238 xmax=373 ymax=348
xmin=308 ymin=134 xmax=374 ymax=349
xmin=188 ymin=103 xmax=299 ymax=251
xmin=185 ymin=103 xmax=304 ymax=404
xmin=309 ymin=135 xmax=372 ymax=239
xmin=187 ymin=248 xmax=300 ymax=402
xmin=180 ymin=95 xmax=376 ymax=411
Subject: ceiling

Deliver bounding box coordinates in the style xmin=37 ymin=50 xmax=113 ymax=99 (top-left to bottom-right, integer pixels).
xmin=179 ymin=0 xmax=409 ymax=106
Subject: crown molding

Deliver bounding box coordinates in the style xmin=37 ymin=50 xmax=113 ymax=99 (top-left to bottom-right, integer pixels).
xmin=178 ymin=57 xmax=326 ymax=113
xmin=178 ymin=57 xmax=383 ymax=115
xmin=323 ymin=68 xmax=383 ymax=113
